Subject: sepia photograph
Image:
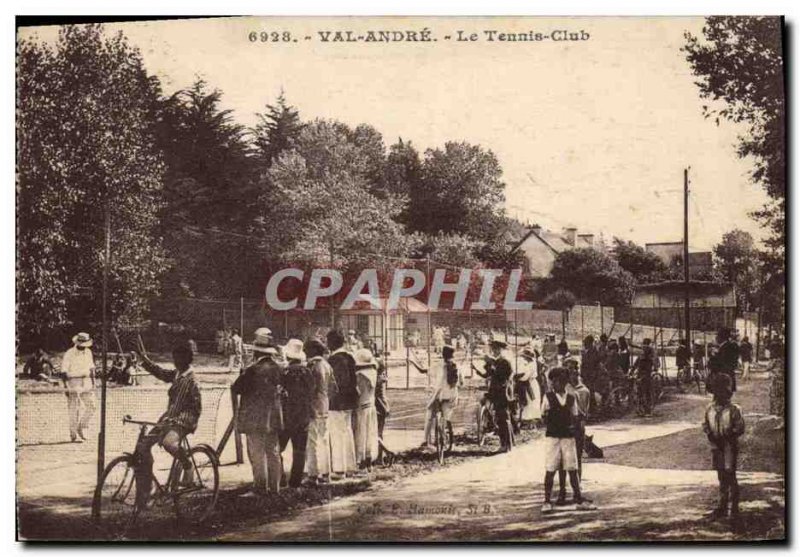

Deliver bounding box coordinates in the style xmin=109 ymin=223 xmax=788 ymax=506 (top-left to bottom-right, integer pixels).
xmin=15 ymin=15 xmax=786 ymax=542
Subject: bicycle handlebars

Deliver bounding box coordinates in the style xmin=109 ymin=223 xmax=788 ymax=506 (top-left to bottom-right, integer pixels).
xmin=122 ymin=414 xmax=157 ymax=426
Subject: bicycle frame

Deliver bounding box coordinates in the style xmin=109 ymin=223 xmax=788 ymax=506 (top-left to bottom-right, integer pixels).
xmin=123 ymin=417 xmax=206 ymax=501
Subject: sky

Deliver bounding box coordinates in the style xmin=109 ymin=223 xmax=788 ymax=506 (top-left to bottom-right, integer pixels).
xmin=19 ymin=16 xmax=774 ymax=251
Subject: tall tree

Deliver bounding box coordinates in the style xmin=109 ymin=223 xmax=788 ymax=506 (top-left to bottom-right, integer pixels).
xmin=683 ymin=17 xmax=785 ymax=255
xmin=154 ymin=79 xmax=259 ymax=298
xmin=18 ymin=24 xmax=166 ymax=342
xmin=252 ymin=92 xmax=303 ymax=169
xmin=713 ymin=229 xmax=758 ymax=311
xmin=548 ymin=248 xmax=636 ymax=307
xmin=411 ymin=142 xmax=505 ymax=240
xmin=543 ymin=289 xmax=578 ymax=339
xmin=261 ymin=119 xmax=416 ymax=272
xmin=611 ymin=238 xmax=670 ymax=284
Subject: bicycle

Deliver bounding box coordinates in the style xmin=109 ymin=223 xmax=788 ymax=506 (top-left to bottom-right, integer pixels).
xmin=675 ymin=364 xmax=703 ymax=394
xmin=651 ymin=371 xmax=665 ymax=402
xmin=92 ymin=415 xmax=220 ymax=532
xmin=608 ymin=374 xmax=638 ymax=418
xmin=476 ymin=393 xmax=495 ymax=446
xmin=430 ymin=399 xmax=454 ymax=465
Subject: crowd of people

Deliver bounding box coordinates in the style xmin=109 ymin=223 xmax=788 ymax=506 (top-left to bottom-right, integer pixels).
xmin=18 ymin=322 xmax=785 ymax=520
xmin=229 ymin=327 xmax=391 ymax=495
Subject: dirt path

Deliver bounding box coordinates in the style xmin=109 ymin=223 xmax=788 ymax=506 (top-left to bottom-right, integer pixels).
xmin=219 ymin=419 xmax=783 ymax=542
xmin=218 ymin=375 xmax=784 ymax=542
xmin=17 ymin=374 xmax=784 ymax=541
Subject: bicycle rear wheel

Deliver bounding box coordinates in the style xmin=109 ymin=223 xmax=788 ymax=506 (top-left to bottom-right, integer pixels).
xmin=92 ymin=455 xmax=138 ymax=533
xmin=609 ymin=387 xmax=631 ymax=418
xmin=173 ymin=445 xmax=219 ymax=525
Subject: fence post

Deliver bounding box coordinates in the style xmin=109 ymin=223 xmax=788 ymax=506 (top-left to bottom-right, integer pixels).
xmin=406 ymin=344 xmax=410 ymax=389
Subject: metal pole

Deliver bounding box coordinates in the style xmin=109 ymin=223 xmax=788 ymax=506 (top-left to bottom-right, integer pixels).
xmin=514 ymin=309 xmax=519 ymax=372
xmin=97 ymin=202 xmax=110 ymax=487
xmin=329 ymin=239 xmax=336 ymax=329
xmin=684 ymin=167 xmax=692 ymax=346
xmin=426 ymin=255 xmax=432 ymax=373
xmin=406 ymin=343 xmax=410 ymax=389
xmin=599 ymin=302 xmax=604 ymax=336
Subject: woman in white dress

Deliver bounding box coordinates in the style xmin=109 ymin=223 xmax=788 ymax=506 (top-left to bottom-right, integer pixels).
xmin=353 ymin=349 xmax=379 ymax=470
xmin=516 ymin=347 xmax=542 ymax=422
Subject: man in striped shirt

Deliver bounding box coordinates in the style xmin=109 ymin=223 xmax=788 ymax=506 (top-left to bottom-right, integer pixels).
xmin=133 ymin=341 xmax=202 ymax=510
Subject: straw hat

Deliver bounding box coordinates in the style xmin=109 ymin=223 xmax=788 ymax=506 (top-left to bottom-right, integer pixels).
xmin=489 ymin=339 xmax=507 ymax=349
xmin=354 ymin=348 xmax=377 ymax=368
xmin=251 ymin=327 xmax=274 ymax=354
xmin=282 ymin=338 xmax=306 ymax=362
xmin=72 ymin=332 xmax=93 ymax=348
xmin=520 ymin=347 xmax=536 ymax=359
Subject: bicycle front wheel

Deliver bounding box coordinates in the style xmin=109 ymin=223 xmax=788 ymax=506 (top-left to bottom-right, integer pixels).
xmin=477 ymin=406 xmax=490 ymax=446
xmin=435 ymin=416 xmax=445 ymax=465
xmin=173 ymin=445 xmax=219 ymax=525
xmin=609 ymin=387 xmax=631 ymax=418
xmin=445 ymin=421 xmax=454 ymax=453
xmin=92 ymin=455 xmax=138 ymax=532
xmin=651 ymin=373 xmax=664 ymax=402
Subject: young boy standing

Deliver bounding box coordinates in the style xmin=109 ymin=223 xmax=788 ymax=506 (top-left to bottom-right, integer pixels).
xmin=541 ymin=367 xmax=594 ymax=513
xmin=703 ymin=373 xmax=746 ymax=523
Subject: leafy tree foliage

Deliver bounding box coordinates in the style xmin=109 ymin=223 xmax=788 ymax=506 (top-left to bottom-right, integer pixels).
xmin=548 ymin=248 xmax=636 ymax=307
xmin=713 ymin=229 xmax=759 ymax=311
xmin=252 ymin=91 xmax=303 ymax=169
xmin=683 ymin=17 xmax=785 ymax=253
xmin=18 ymin=24 xmax=166 ymax=341
xmin=262 ymin=119 xmax=416 ymax=271
xmin=542 ymin=288 xmax=578 ymax=338
xmin=410 ymin=142 xmax=505 ymax=238
xmin=154 ymin=79 xmax=259 ymax=298
xmin=611 ymin=238 xmax=670 ymax=284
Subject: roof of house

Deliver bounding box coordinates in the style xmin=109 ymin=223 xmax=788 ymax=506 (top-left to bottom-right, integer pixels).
xmin=511 ymin=228 xmax=575 ymax=255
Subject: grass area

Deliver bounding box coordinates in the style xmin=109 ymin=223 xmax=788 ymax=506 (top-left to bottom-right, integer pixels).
xmin=604 ymin=374 xmax=783 ymax=474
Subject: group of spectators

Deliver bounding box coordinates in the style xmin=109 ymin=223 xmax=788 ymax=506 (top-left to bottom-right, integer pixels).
xmin=232 ymin=327 xmax=390 ymax=496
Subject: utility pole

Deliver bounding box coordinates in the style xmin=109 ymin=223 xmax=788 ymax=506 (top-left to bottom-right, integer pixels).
xmin=329 ymin=239 xmax=336 ymax=329
xmin=97 ymin=201 xmax=111 ymax=488
xmin=683 ymin=167 xmax=692 ymax=347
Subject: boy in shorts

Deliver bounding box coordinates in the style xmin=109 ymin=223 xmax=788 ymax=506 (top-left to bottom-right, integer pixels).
xmin=541 ymin=367 xmax=594 ymax=513
xmin=703 ymin=373 xmax=745 ymax=523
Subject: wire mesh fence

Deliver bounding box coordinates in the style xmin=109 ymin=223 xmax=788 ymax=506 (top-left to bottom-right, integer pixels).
xmin=16 ymin=384 xmax=230 ymax=454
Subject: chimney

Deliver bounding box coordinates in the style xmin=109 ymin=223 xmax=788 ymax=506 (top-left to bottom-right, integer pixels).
xmin=563 ymin=227 xmax=577 ymax=247
xmin=578 ymin=233 xmax=595 ymax=248
xmin=530 ymin=224 xmax=542 ymax=236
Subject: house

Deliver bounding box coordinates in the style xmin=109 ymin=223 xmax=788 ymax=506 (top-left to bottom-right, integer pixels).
xmin=511 ymin=225 xmax=600 ymax=278
xmin=645 ymin=242 xmax=713 ymax=277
